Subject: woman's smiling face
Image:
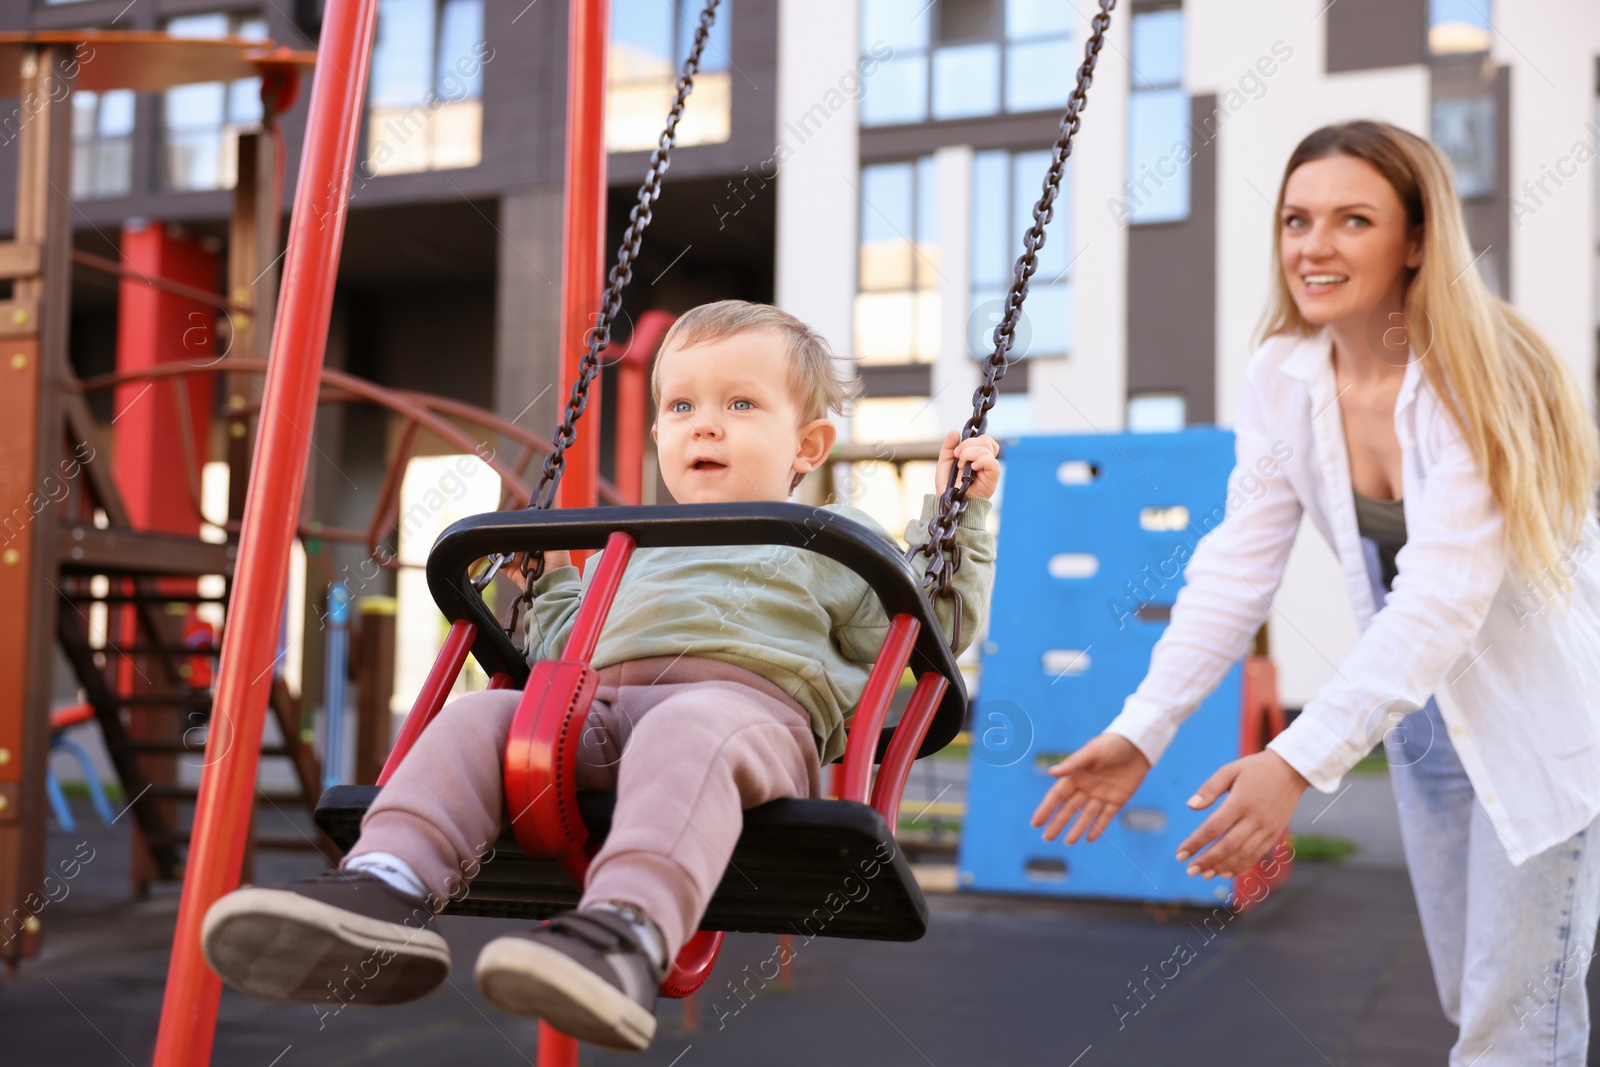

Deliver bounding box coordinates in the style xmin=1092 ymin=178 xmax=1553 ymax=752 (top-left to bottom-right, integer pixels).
xmin=1278 ymin=154 xmax=1423 ymax=336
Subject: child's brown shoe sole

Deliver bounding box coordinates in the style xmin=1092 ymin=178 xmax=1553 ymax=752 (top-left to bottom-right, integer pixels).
xmin=202 ymin=885 xmax=449 ymax=1005
xmin=476 ymin=933 xmax=657 ymax=1051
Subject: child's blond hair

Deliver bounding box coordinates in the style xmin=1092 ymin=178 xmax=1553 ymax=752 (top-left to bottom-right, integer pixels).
xmin=649 ymin=300 xmax=863 ymax=424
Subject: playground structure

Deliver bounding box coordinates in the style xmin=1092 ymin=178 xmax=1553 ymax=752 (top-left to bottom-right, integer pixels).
xmin=0 ymin=29 xmax=314 ymax=957
xmin=0 ymin=22 xmax=657 ymax=974
xmin=0 ymin=7 xmax=756 ymax=1064
xmin=960 ymin=430 xmax=1292 ymax=911
xmin=0 ymin=1 xmax=1301 ymax=1064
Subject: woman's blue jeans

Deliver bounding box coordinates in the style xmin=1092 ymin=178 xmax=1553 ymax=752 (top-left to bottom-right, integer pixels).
xmin=1370 ymin=541 xmax=1600 ymax=1065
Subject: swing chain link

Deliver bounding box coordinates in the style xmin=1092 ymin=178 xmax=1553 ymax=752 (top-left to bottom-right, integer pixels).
xmin=503 ymin=551 xmax=545 ymax=645
xmin=478 ymin=0 xmax=722 ymax=641
xmin=904 ymin=0 xmax=1115 ymax=647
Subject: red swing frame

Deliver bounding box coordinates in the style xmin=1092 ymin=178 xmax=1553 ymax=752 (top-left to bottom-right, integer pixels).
xmin=154 ymin=0 xmax=958 ymax=1058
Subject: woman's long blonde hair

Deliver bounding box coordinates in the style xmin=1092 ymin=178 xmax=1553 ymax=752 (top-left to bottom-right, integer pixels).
xmin=1256 ymin=120 xmax=1599 ymax=591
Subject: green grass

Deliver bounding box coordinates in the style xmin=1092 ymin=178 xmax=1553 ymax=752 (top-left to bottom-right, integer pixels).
xmin=1291 ymin=832 xmax=1358 ymax=863
xmin=1348 ymin=751 xmax=1389 ymax=776
xmin=56 ymin=781 xmax=126 ymax=803
xmin=898 ymin=816 xmax=962 ymax=837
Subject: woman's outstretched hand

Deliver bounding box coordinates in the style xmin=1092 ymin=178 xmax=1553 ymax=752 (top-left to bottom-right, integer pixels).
xmin=1175 ymin=750 xmax=1310 ymax=879
xmin=1031 ymin=733 xmax=1152 ymax=844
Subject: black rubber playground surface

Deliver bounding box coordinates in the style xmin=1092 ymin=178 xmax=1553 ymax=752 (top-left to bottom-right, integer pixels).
xmin=4 ymin=778 xmax=1596 ymax=1066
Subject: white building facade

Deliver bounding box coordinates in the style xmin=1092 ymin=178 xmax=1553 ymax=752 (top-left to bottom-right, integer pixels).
xmin=773 ymin=0 xmax=1600 ymax=707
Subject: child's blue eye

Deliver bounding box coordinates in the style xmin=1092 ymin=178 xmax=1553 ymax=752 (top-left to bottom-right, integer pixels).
xmin=671 ymin=401 xmax=692 ymax=414
xmin=731 ymin=399 xmax=753 ymax=411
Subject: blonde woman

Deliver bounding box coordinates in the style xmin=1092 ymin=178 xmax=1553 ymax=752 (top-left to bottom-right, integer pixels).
xmin=1032 ymin=120 xmax=1600 ymax=1065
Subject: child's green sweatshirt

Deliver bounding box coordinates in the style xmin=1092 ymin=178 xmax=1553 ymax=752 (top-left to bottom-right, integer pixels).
xmin=522 ymin=494 xmax=995 ymax=764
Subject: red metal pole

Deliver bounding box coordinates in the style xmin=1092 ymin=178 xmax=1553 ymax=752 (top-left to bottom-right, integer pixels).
xmin=613 ymin=309 xmax=675 ymax=504
xmin=376 ymin=619 xmax=477 ymax=786
xmin=151 ymin=0 xmax=379 ymax=1059
xmin=556 ymin=0 xmax=610 ymax=513
xmin=538 ymin=5 xmax=609 ymax=1060
xmin=539 ymin=1028 xmax=582 ymax=1067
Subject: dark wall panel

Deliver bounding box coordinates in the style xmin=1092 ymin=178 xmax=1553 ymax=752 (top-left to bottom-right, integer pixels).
xmin=370 ymin=286 xmax=497 ymax=408
xmin=1327 ymin=0 xmax=1427 ymax=74
xmin=1125 ymin=93 xmax=1218 ymax=423
xmin=480 ymin=0 xmax=569 ymax=189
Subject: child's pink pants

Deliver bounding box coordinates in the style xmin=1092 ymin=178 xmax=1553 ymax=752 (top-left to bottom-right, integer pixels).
xmin=347 ymin=655 xmax=822 ymax=960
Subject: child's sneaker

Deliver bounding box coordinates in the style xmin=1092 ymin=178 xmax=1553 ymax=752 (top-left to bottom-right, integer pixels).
xmin=474 ymin=907 xmax=668 ymax=1051
xmin=202 ymin=869 xmax=449 ymax=1004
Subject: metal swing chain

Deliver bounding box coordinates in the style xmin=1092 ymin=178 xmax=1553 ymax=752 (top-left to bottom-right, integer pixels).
xmin=472 ymin=0 xmax=723 ymax=636
xmin=904 ymin=0 xmax=1116 ymax=651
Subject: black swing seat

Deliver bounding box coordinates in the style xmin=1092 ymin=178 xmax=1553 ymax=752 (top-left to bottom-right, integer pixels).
xmin=315 ymin=787 xmax=928 ymax=940
xmin=313 ymin=502 xmax=968 ymax=942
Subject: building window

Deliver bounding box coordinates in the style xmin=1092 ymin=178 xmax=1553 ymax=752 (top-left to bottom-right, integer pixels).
xmin=931 ymin=0 xmax=1000 ymax=120
xmin=366 ymin=0 xmax=487 ymax=175
xmin=1128 ymin=392 xmax=1185 ymax=432
xmin=1126 ymin=5 xmax=1188 ymax=225
xmin=162 ymin=13 xmax=268 ymax=192
xmin=72 ymin=89 xmax=134 ymax=199
xmin=970 ymin=148 xmax=1070 ymax=359
xmin=855 ymin=156 xmax=940 ymax=365
xmin=1431 ymin=94 xmax=1495 ymax=198
xmin=860 ymin=0 xmax=1075 ymax=127
xmin=1003 ymin=0 xmax=1074 ymax=113
xmin=606 ymin=0 xmax=732 ymax=153
xmin=1428 ymin=0 xmax=1491 ymax=55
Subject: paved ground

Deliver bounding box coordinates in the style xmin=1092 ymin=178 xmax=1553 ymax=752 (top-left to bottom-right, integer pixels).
xmin=3 ymin=770 xmax=1595 ymax=1066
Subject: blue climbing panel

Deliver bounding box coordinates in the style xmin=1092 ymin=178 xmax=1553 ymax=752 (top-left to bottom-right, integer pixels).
xmin=958 ymin=429 xmax=1243 ymax=906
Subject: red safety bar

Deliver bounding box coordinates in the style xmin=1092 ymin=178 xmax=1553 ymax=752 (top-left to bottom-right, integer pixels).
xmin=152 ymin=0 xmax=375 ymax=1057
xmin=559 ymin=531 xmax=633 ymax=661
xmin=869 ymin=671 xmax=950 ymax=828
xmin=377 ymin=619 xmax=478 ymax=785
xmin=505 ymin=531 xmax=635 ymax=868
xmin=835 ymin=615 xmax=920 ymax=803
xmin=493 ymin=530 xmax=728 ymax=1000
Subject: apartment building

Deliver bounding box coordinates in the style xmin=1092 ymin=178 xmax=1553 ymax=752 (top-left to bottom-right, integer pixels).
xmin=776 ymin=0 xmax=1600 ymax=703
xmin=4 ymin=0 xmax=1598 ymax=707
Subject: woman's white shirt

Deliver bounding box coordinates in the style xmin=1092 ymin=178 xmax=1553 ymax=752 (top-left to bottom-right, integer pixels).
xmin=1104 ymin=329 xmax=1600 ymax=865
